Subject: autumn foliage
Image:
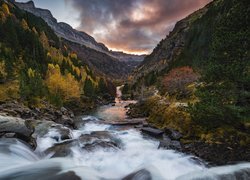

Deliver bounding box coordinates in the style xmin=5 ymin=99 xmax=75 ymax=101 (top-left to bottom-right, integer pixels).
xmin=46 ymin=64 xmax=80 ymax=102
xmin=162 ymin=66 xmax=199 ymax=95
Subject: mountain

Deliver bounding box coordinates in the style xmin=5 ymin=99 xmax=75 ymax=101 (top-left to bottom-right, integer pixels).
xmin=15 ymin=1 xmax=145 ymax=65
xmin=0 ymin=0 xmax=116 ymax=110
xmin=132 ymin=3 xmax=210 ymax=81
xmin=125 ymin=0 xmax=250 ymax=164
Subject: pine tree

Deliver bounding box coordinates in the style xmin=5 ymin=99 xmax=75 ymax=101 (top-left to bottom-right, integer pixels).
xmin=84 ymin=77 xmax=95 ymax=97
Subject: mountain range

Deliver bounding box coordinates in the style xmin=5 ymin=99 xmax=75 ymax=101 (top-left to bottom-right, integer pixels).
xmin=15 ymin=0 xmax=145 ymax=78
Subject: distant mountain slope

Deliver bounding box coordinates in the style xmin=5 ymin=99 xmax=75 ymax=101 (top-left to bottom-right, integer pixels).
xmin=63 ymin=39 xmax=130 ymax=78
xmin=15 ymin=0 xmax=145 ymax=65
xmin=132 ymin=3 xmax=210 ymax=81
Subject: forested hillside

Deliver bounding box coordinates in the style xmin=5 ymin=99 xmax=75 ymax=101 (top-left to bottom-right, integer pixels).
xmin=125 ymin=0 xmax=250 ymax=163
xmin=0 ymin=0 xmax=115 ymax=109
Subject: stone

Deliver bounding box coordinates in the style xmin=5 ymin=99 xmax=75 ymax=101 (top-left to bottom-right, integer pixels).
xmin=78 ymin=131 xmax=121 ymax=151
xmin=122 ymin=169 xmax=152 ymax=180
xmin=141 ymin=127 xmax=164 ymax=138
xmin=0 ymin=115 xmax=33 ymax=137
xmin=0 ymin=115 xmax=36 ymax=148
xmin=164 ymin=128 xmax=183 ymax=140
xmin=158 ymin=139 xmax=182 ymax=151
xmin=45 ymin=140 xmax=78 ymax=157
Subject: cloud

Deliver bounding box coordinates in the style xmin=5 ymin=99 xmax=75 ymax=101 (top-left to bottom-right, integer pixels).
xmin=68 ymin=0 xmax=212 ymax=54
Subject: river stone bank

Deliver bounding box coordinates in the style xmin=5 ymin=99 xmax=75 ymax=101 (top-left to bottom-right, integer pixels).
xmin=127 ymin=102 xmax=250 ymax=166
xmin=0 ymin=101 xmax=75 ymax=128
xmin=1 ymin=100 xmax=249 ymax=166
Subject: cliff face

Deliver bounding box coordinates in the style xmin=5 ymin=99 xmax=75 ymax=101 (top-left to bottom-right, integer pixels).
xmin=15 ymin=0 xmax=145 ymax=65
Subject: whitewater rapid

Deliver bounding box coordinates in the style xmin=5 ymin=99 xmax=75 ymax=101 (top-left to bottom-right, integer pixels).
xmin=0 ymin=118 xmax=205 ymax=179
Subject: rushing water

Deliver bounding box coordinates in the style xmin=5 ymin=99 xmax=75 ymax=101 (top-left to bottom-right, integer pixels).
xmin=0 ymin=87 xmax=249 ymax=180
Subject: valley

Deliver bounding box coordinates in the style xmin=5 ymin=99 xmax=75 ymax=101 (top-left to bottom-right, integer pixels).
xmin=0 ymin=0 xmax=249 ymax=179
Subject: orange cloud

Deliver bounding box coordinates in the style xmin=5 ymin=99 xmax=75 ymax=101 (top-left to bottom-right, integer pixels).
xmin=69 ymin=0 xmax=212 ymax=53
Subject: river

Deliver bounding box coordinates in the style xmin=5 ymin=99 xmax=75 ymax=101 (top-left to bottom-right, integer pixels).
xmin=0 ymin=87 xmax=249 ymax=179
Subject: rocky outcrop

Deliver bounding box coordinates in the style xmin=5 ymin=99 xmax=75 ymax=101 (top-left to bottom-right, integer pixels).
xmin=141 ymin=127 xmax=164 ymax=138
xmin=46 ymin=131 xmax=121 ymax=157
xmin=0 ymin=115 xmax=36 ymax=148
xmin=182 ymin=141 xmax=250 ymax=166
xmin=158 ymin=136 xmax=182 ymax=151
xmin=45 ymin=140 xmax=78 ymax=157
xmin=79 ymin=131 xmax=121 ymax=151
xmin=0 ymin=101 xmax=75 ymax=128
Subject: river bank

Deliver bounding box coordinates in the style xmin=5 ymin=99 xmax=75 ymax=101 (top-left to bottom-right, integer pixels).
xmin=126 ymin=100 xmax=250 ymax=166
xmin=0 ymin=87 xmax=249 ymax=179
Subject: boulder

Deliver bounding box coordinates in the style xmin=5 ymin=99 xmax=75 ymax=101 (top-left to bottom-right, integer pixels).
xmin=82 ymin=141 xmax=119 ymax=151
xmin=122 ymin=169 xmax=152 ymax=180
xmin=45 ymin=140 xmax=78 ymax=157
xmin=164 ymin=128 xmax=183 ymax=140
xmin=26 ymin=120 xmax=72 ymax=141
xmin=78 ymin=131 xmax=121 ymax=151
xmin=0 ymin=115 xmax=35 ymax=148
xmin=141 ymin=127 xmax=164 ymax=138
xmin=0 ymin=115 xmax=33 ymax=137
xmin=158 ymin=138 xmax=182 ymax=151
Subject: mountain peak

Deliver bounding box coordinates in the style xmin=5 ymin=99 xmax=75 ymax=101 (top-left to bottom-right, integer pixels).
xmin=26 ymin=1 xmax=35 ymax=7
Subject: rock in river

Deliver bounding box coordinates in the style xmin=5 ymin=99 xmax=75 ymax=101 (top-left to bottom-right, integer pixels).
xmin=0 ymin=115 xmax=35 ymax=148
xmin=122 ymin=169 xmax=152 ymax=180
xmin=141 ymin=127 xmax=164 ymax=138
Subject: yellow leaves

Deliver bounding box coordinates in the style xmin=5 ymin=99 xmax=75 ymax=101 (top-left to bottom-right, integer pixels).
xmin=48 ymin=47 xmax=64 ymax=64
xmin=0 ymin=11 xmax=6 ymax=22
xmin=0 ymin=3 xmax=11 ymax=22
xmin=2 ymin=3 xmax=10 ymax=15
xmin=32 ymin=27 xmax=38 ymax=35
xmin=64 ymin=73 xmax=80 ymax=99
xmin=39 ymin=31 xmax=49 ymax=48
xmin=72 ymin=66 xmax=81 ymax=77
xmin=0 ymin=61 xmax=7 ymax=81
xmin=21 ymin=19 xmax=29 ymax=30
xmin=70 ymin=52 xmax=77 ymax=59
xmin=46 ymin=64 xmax=80 ymax=101
xmin=27 ymin=68 xmax=35 ymax=78
xmin=0 ymin=80 xmax=19 ymax=101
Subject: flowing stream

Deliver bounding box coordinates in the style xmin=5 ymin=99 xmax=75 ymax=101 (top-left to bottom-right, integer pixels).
xmin=0 ymin=87 xmax=249 ymax=180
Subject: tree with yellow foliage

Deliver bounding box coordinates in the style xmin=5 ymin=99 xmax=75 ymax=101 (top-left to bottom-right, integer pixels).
xmin=64 ymin=73 xmax=80 ymax=100
xmin=39 ymin=31 xmax=49 ymax=49
xmin=21 ymin=19 xmax=29 ymax=30
xmin=2 ymin=3 xmax=10 ymax=15
xmin=0 ymin=61 xmax=7 ymax=82
xmin=46 ymin=64 xmax=80 ymax=105
xmin=0 ymin=11 xmax=6 ymax=22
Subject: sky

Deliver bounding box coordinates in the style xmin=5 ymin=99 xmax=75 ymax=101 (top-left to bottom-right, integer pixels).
xmin=16 ymin=0 xmax=212 ymax=55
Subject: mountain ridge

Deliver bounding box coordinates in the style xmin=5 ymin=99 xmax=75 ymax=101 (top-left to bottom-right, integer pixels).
xmin=14 ymin=0 xmax=145 ymax=63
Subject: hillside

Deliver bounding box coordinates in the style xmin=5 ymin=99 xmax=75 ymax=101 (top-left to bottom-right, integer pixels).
xmin=0 ymin=0 xmax=116 ymax=110
xmin=125 ymin=0 xmax=250 ymax=164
